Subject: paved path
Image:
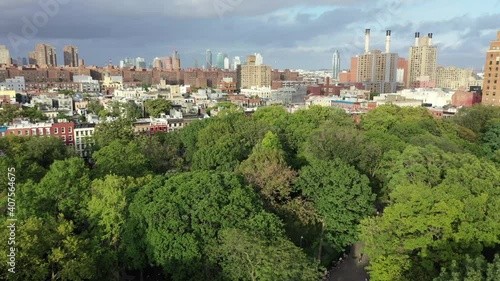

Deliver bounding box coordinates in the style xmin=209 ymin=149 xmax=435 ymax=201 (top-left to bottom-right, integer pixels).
xmin=326 ymin=242 xmax=370 ymax=281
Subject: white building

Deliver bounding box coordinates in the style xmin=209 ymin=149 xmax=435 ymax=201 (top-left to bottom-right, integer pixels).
xmin=224 ymin=57 xmax=230 ymax=70
xmin=241 ymin=86 xmax=275 ymax=99
xmin=255 ymin=53 xmax=263 ymax=65
xmin=74 ymin=123 xmax=96 ymax=158
xmin=233 ymin=56 xmax=241 ymax=70
xmin=397 ymin=88 xmax=453 ymax=107
xmin=73 ymin=75 xmax=100 ymax=92
xmin=0 ymin=76 xmax=25 ymax=92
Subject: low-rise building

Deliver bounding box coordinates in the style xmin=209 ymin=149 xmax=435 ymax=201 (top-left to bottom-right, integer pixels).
xmin=74 ymin=123 xmax=96 ymax=158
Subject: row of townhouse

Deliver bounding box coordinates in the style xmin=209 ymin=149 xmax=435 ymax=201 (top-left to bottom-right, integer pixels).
xmin=0 ymin=117 xmax=184 ymax=158
xmin=0 ymin=121 xmax=96 ymax=158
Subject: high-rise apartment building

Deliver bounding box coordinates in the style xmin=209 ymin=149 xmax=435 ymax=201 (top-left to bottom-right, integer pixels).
xmin=63 ymin=45 xmax=79 ymax=67
xmin=357 ymin=30 xmax=398 ymax=93
xmin=407 ymin=32 xmax=438 ymax=87
xmin=28 ymin=52 xmax=37 ymax=65
xmin=482 ymin=30 xmax=500 ymax=106
xmin=241 ymin=54 xmax=271 ymax=89
xmin=224 ymin=57 xmax=230 ymax=70
xmin=0 ymin=45 xmax=10 ymax=65
xmin=34 ymin=44 xmax=57 ymax=66
xmin=332 ymin=50 xmax=340 ymax=80
xmin=206 ymin=49 xmax=213 ymax=69
xmin=172 ymin=51 xmax=181 ymax=70
xmin=436 ymin=66 xmax=479 ymax=90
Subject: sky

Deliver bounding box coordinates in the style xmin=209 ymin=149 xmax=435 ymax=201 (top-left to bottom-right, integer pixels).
xmin=0 ymin=0 xmax=499 ymax=71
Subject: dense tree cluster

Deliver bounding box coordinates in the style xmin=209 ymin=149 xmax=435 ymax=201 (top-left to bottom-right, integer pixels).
xmin=0 ymin=104 xmax=499 ymax=280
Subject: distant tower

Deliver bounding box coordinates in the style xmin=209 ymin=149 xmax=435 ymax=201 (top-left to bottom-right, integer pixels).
xmin=255 ymin=53 xmax=263 ymax=65
xmin=332 ymin=50 xmax=340 ymax=80
xmin=206 ymin=49 xmax=212 ymax=69
xmin=233 ymin=56 xmax=241 ymax=70
xmin=216 ymin=52 xmax=224 ymax=69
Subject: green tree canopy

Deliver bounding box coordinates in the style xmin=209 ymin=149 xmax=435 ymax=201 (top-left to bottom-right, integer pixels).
xmin=144 ymin=98 xmax=172 ymax=117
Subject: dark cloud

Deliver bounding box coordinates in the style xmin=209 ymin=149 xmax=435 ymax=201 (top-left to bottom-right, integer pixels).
xmin=0 ymin=0 xmax=496 ymax=70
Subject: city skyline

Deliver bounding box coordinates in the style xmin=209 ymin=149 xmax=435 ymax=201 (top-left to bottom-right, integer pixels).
xmin=0 ymin=0 xmax=498 ymax=70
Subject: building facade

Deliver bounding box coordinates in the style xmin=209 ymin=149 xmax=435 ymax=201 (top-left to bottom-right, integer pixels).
xmin=241 ymin=55 xmax=272 ymax=89
xmin=407 ymin=33 xmax=438 ymax=87
xmin=332 ymin=50 xmax=340 ymax=80
xmin=63 ymin=45 xmax=79 ymax=67
xmin=482 ymin=30 xmax=500 ymax=106
xmin=0 ymin=45 xmax=10 ymax=65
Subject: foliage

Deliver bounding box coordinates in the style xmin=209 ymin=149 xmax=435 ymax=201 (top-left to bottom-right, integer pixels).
xmin=295 ymin=159 xmax=375 ymax=255
xmin=360 ymin=153 xmax=500 ymax=281
xmin=92 ymin=140 xmax=150 ymax=178
xmin=92 ymin=118 xmax=135 ymax=148
xmin=0 ymin=103 xmax=20 ymax=125
xmin=144 ymin=98 xmax=172 ymax=117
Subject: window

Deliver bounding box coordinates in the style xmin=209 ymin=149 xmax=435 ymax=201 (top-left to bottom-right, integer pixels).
xmin=69 ymin=127 xmax=72 ymax=133
xmin=69 ymin=136 xmax=73 ymax=141
xmin=62 ymin=136 xmax=66 ymax=142
xmin=62 ymin=127 xmax=65 ymax=134
xmin=54 ymin=128 xmax=58 ymax=134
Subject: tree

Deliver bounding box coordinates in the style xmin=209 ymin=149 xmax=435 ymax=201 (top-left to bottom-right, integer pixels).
xmin=87 ymin=100 xmax=105 ymax=116
xmin=434 ymin=255 xmax=500 ymax=281
xmin=87 ymin=175 xmax=146 ymax=280
xmin=20 ymin=105 xmax=48 ymax=122
xmin=0 ymin=216 xmax=96 ymax=281
xmin=92 ymin=140 xmax=150 ymax=178
xmin=132 ymin=171 xmax=285 ymax=280
xmin=92 ymin=118 xmax=135 ymax=148
xmin=17 ymin=157 xmax=91 ymax=223
xmin=216 ymin=228 xmax=323 ymax=281
xmin=122 ymin=101 xmax=142 ymax=120
xmin=144 ymin=99 xmax=172 ymax=117
xmin=295 ymin=159 xmax=375 ymax=259
xmin=360 ymin=154 xmax=500 ymax=281
xmin=481 ymin=119 xmax=500 ymax=162
xmin=305 ymin=121 xmax=366 ymax=166
xmin=453 ymin=105 xmax=500 ymax=134
xmin=0 ymin=103 xmax=20 ymax=125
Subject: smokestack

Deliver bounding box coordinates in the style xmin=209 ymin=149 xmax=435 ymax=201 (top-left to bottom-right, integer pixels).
xmin=365 ymin=29 xmax=370 ymax=54
xmin=385 ymin=30 xmax=391 ymax=53
xmin=428 ymin=33 xmax=433 ymax=46
xmin=415 ymin=32 xmax=420 ymax=47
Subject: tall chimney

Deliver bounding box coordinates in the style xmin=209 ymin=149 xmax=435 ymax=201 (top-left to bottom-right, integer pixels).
xmin=385 ymin=30 xmax=391 ymax=53
xmin=365 ymin=29 xmax=370 ymax=54
xmin=415 ymin=32 xmax=420 ymax=47
xmin=428 ymin=33 xmax=433 ymax=46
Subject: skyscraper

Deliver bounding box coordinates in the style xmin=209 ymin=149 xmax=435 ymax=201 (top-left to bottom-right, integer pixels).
xmin=224 ymin=55 xmax=230 ymax=70
xmin=206 ymin=49 xmax=213 ymax=69
xmin=216 ymin=52 xmax=224 ymax=69
xmin=0 ymin=45 xmax=10 ymax=65
xmin=407 ymin=32 xmax=438 ymax=87
xmin=34 ymin=43 xmax=57 ymax=66
xmin=255 ymin=53 xmax=263 ymax=65
xmin=63 ymin=45 xmax=79 ymax=67
xmin=172 ymin=50 xmax=181 ymax=70
xmin=233 ymin=56 xmax=241 ymax=70
xmin=482 ymin=30 xmax=500 ymax=106
xmin=332 ymin=50 xmax=340 ymax=80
